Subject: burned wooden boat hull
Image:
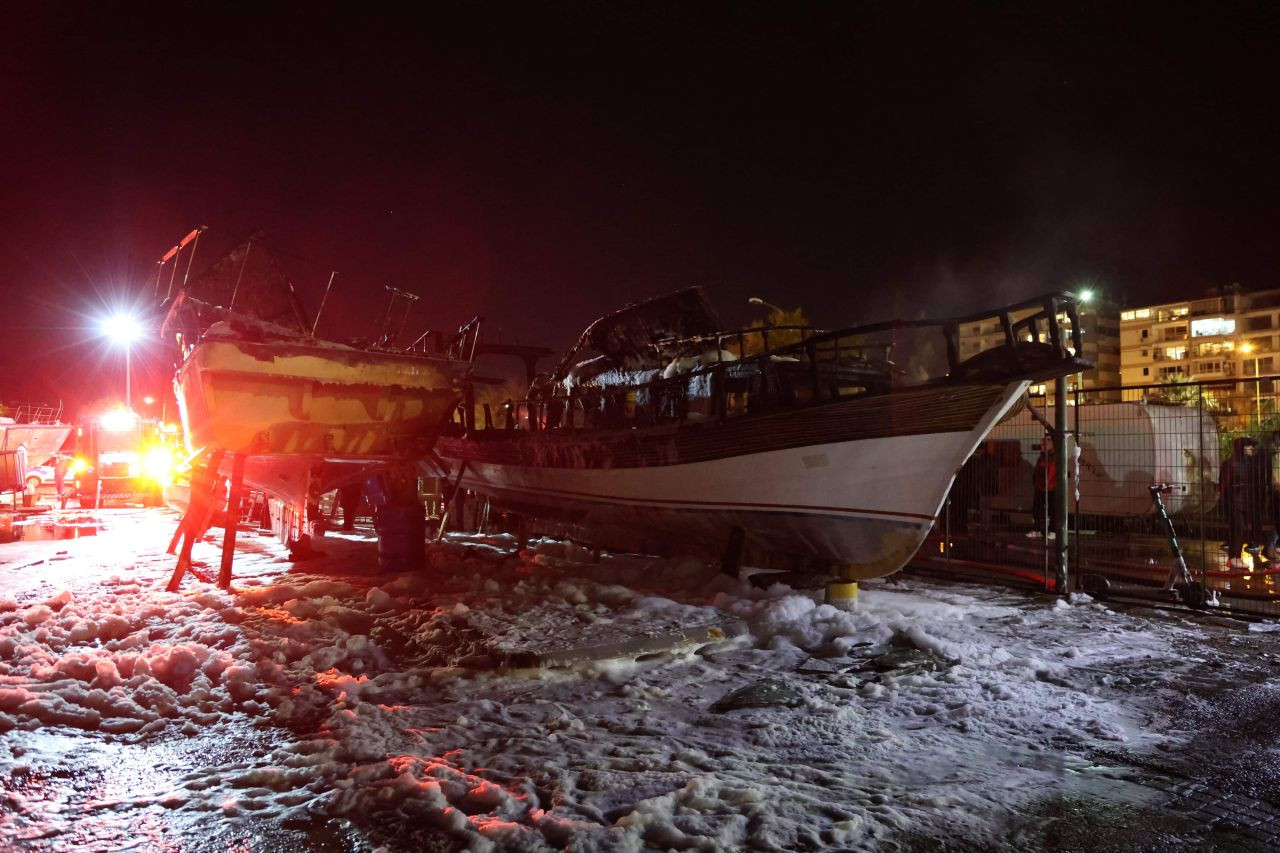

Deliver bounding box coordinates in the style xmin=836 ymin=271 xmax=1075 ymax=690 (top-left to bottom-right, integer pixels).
xmin=439 ymin=381 xmax=1027 ymax=578
xmin=434 ymin=290 xmax=1089 ymax=579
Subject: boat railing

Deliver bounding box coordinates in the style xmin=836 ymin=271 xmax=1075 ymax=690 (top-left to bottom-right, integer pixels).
xmin=466 ymin=293 xmax=1087 ymax=435
xmin=395 ymin=316 xmax=485 ymax=363
xmin=2 ymin=402 xmax=64 ymax=425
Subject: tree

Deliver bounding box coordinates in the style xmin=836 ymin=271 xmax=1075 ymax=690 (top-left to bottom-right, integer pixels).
xmin=1147 ymin=372 xmax=1224 ymax=411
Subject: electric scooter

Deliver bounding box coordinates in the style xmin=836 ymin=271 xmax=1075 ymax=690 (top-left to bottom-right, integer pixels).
xmin=1082 ymin=483 xmax=1216 ymax=610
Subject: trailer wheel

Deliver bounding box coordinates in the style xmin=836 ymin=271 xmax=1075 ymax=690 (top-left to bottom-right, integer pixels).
xmin=1082 ymin=573 xmax=1110 ymax=599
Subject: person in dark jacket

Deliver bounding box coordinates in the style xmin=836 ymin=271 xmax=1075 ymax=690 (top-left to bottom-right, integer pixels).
xmin=952 ymin=443 xmax=999 ymax=534
xmin=1266 ymin=431 xmax=1280 ymax=560
xmin=53 ymin=453 xmax=71 ymax=510
xmin=1221 ymin=436 xmax=1268 ymax=568
xmin=338 ymin=481 xmax=363 ymax=531
xmin=1027 ymin=434 xmax=1058 ymax=539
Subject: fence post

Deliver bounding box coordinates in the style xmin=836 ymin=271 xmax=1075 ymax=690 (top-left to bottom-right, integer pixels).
xmin=944 ymin=493 xmax=951 ymax=573
xmin=1198 ymin=383 xmax=1207 ymax=584
xmin=1073 ymin=386 xmax=1081 ymax=586
xmin=1054 ymin=377 xmax=1069 ymax=595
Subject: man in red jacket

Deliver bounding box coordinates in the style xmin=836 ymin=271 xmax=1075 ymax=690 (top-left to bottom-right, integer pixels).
xmin=1027 ymin=434 xmax=1058 ymax=540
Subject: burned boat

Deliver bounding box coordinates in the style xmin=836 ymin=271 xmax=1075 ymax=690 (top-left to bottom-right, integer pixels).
xmin=159 ymin=232 xmax=476 ymax=564
xmin=433 ymin=289 xmax=1089 ymax=584
xmin=0 ymin=402 xmax=72 ymax=491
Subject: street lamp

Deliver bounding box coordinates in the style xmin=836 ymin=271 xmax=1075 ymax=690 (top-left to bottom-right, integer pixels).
xmin=1240 ymin=342 xmax=1261 ymax=422
xmin=747 ymin=296 xmax=785 ymax=314
xmin=102 ymin=313 xmax=143 ymax=410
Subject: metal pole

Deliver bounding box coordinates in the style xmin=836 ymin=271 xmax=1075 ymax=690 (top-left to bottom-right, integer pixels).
xmin=1198 ymin=383 xmax=1206 ymax=582
xmin=1256 ymin=356 xmax=1261 ymax=422
xmin=219 ymin=453 xmax=246 ymax=589
xmin=944 ymin=494 xmax=951 ymax=573
xmin=166 ymin=249 xmax=182 ymax=301
xmin=228 ymin=241 xmax=253 ymax=313
xmin=311 ymin=271 xmax=338 ymax=336
xmin=125 ymin=342 xmax=131 ymax=410
xmin=180 ymin=228 xmax=203 ymax=291
xmin=1073 ymin=386 xmax=1081 ymax=585
xmin=1054 ymin=376 xmax=1069 ymax=595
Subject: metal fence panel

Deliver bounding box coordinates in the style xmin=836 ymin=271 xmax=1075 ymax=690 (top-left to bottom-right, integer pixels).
xmin=929 ymin=378 xmax=1280 ymax=616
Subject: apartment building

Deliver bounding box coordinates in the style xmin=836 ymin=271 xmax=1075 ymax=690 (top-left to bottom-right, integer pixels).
xmin=956 ymin=297 xmax=1121 ymax=401
xmin=1119 ymin=287 xmax=1280 ymax=396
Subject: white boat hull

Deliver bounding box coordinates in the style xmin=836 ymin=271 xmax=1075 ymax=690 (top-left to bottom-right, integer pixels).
xmin=445 ymin=381 xmax=1028 ymax=578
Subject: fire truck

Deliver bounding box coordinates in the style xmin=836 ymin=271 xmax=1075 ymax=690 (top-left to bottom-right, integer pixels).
xmin=72 ymin=409 xmax=179 ymax=508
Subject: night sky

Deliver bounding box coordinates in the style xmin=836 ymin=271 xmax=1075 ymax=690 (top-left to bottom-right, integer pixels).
xmin=2 ymin=2 xmax=1278 ymax=412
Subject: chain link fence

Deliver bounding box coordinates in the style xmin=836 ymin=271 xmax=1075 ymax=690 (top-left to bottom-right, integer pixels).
xmin=922 ymin=377 xmax=1280 ymax=616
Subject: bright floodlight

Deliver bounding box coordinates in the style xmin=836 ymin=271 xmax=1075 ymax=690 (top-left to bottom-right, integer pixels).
xmin=99 ymin=408 xmax=139 ymax=432
xmin=1078 ymin=288 xmax=1094 ymax=304
xmin=1240 ymin=342 xmax=1255 ymax=354
xmin=103 ymin=313 xmax=143 ymax=344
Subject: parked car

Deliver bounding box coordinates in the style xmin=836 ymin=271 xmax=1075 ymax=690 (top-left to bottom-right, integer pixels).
xmin=24 ymin=464 xmax=74 ymax=490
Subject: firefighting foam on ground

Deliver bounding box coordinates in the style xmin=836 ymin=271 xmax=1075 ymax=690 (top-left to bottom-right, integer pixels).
xmin=4 ymin=506 xmax=1280 ymax=850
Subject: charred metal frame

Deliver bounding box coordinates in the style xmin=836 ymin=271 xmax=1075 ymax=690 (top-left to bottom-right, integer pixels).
xmin=475 ymin=293 xmax=1089 ymax=436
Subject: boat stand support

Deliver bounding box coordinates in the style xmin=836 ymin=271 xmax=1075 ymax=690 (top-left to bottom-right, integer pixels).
xmin=366 ymin=462 xmax=427 ymax=572
xmin=720 ymin=526 xmax=746 ymax=578
xmin=218 ymin=453 xmax=247 ymax=589
xmin=825 ymin=564 xmax=860 ymax=612
xmin=165 ymin=450 xmax=227 ymax=592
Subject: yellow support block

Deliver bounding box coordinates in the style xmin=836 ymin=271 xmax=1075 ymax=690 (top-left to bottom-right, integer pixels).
xmin=825 ymin=580 xmax=859 ymax=610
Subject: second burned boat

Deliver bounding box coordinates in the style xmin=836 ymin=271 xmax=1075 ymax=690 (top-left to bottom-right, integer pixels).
xmin=159 ymin=232 xmax=476 ymax=563
xmin=433 ymin=289 xmax=1089 ymax=584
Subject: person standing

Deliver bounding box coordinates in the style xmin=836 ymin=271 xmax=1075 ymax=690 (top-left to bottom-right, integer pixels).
xmin=339 ymin=481 xmax=363 ymax=531
xmin=1266 ymin=431 xmax=1280 ymax=561
xmin=952 ymin=443 xmax=998 ymax=535
xmin=53 ymin=453 xmax=71 ymax=510
xmin=1221 ymin=436 xmax=1267 ymax=569
xmin=1027 ymin=434 xmax=1058 ymax=540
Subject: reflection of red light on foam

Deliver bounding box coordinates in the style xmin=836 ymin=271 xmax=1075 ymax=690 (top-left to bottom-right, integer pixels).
xmin=468 ymin=815 xmax=522 ymax=832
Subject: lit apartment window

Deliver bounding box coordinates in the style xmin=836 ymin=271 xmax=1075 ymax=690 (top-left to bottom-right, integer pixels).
xmin=1190 ymin=317 xmax=1236 ymax=337
xmin=1121 ymin=310 xmax=1137 ymax=321
xmin=1135 ymin=309 xmax=1151 ymax=319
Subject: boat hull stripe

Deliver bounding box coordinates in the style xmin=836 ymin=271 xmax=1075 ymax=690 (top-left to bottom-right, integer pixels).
xmin=461 ymin=478 xmax=937 ymax=523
